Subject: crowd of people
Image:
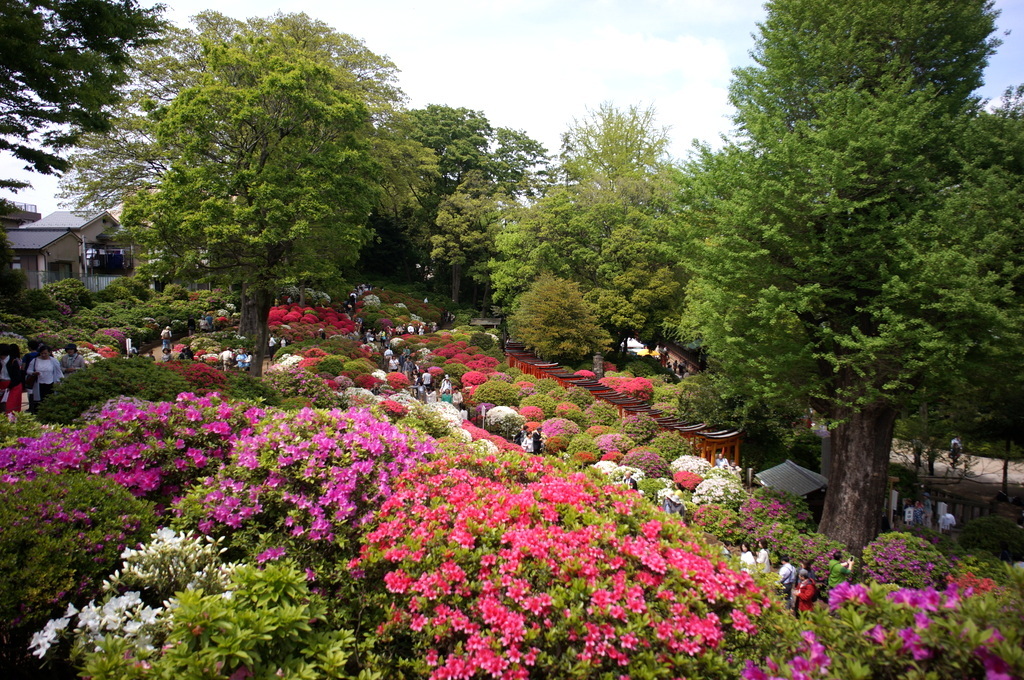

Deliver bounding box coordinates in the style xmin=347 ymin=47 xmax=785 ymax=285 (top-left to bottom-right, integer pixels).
xmin=0 ymin=340 xmax=86 ymax=414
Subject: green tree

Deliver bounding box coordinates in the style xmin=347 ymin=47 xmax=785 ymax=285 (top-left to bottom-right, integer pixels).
xmin=0 ymin=0 xmax=163 ymax=195
xmin=509 ymin=274 xmax=611 ymax=363
xmin=122 ymin=17 xmax=380 ymax=375
xmin=382 ymin=105 xmax=548 ymax=303
xmin=493 ymin=103 xmax=681 ymax=349
xmin=677 ymin=0 xmax=1004 ymax=550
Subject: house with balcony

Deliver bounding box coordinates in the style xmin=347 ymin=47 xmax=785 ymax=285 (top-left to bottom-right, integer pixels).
xmin=4 ymin=209 xmax=134 ymax=291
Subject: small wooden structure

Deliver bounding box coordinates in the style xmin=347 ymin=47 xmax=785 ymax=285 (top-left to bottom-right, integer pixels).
xmin=504 ymin=342 xmax=743 ymax=465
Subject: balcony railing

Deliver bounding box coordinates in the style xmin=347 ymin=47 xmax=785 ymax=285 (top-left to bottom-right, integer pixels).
xmin=22 ymin=271 xmax=125 ymax=292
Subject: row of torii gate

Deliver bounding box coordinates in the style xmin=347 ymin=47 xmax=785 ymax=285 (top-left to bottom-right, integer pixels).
xmin=504 ymin=342 xmax=742 ymax=466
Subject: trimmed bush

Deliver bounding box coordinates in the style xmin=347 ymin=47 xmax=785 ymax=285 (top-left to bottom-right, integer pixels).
xmin=36 ymin=358 xmax=190 ymax=425
xmin=0 ymin=473 xmax=155 ymax=674
xmin=958 ymin=515 xmax=1024 ymax=560
xmin=471 ymin=379 xmax=521 ymax=408
xmin=861 ymin=532 xmax=951 ymax=589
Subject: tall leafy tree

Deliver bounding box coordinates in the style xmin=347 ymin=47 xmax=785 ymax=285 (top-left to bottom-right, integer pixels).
xmin=380 ymin=105 xmax=548 ymax=303
xmin=493 ymin=104 xmax=681 ymax=349
xmin=509 ymin=273 xmax=611 ymax=363
xmin=0 ymin=0 xmax=163 ymax=195
xmin=121 ymin=19 xmax=379 ymax=374
xmin=677 ymin=0 xmax=1005 ymax=549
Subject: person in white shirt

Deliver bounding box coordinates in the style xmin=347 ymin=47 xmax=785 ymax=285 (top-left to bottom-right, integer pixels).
xmin=220 ymin=348 xmax=235 ymax=371
xmin=755 ymin=540 xmax=772 ymax=573
xmin=777 ymin=555 xmax=797 ymax=608
xmin=26 ymin=346 xmax=64 ymax=412
xmin=938 ymin=512 xmax=957 ymax=534
xmin=739 ymin=543 xmax=756 ymax=572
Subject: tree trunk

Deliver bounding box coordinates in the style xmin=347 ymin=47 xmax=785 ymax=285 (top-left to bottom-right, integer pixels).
xmin=240 ymin=287 xmax=274 ymax=377
xmin=817 ymin=401 xmax=898 ymax=553
xmin=298 ymin=285 xmax=306 ymax=307
xmin=1004 ymin=440 xmax=1011 ymax=496
xmin=450 ymin=263 xmax=462 ymax=304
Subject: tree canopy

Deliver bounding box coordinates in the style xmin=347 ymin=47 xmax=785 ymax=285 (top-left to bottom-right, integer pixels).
xmin=509 ymin=273 xmax=611 ymax=363
xmin=676 ymin=0 xmax=1006 ymax=550
xmin=0 ymin=0 xmax=163 ymax=195
xmin=493 ymin=103 xmax=682 ymax=348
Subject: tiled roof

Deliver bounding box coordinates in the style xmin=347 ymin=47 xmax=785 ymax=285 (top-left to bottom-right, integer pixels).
xmin=4 ymin=227 xmax=73 ymax=250
xmin=21 ymin=210 xmax=109 ymax=229
xmin=755 ymin=459 xmax=828 ymax=497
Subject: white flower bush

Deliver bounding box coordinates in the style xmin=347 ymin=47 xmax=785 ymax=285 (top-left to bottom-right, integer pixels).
xmin=691 ymin=476 xmax=748 ymax=509
xmin=656 ymin=485 xmax=686 ymax=504
xmin=372 ymin=369 xmax=387 ymax=380
xmin=362 ymin=294 xmax=381 ymax=308
xmin=274 ymin=354 xmax=303 ymax=369
xmin=703 ymin=466 xmax=742 ymax=481
xmin=445 ymin=427 xmax=473 ymax=443
xmin=425 ymin=401 xmax=464 ymax=434
xmin=591 ymin=463 xmax=645 ymax=484
xmin=30 ymin=529 xmax=234 ymax=661
xmin=670 ymin=454 xmax=713 ymax=475
xmin=472 ymin=438 xmax=500 ymax=455
xmin=394 ymin=303 xmax=407 ymax=309
xmin=344 ymin=387 xmax=378 ymax=409
xmin=484 ymin=406 xmax=525 ymax=439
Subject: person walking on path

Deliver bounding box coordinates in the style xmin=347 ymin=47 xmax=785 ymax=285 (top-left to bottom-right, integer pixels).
xmin=161 ymin=326 xmax=173 ymax=350
xmin=794 ymin=570 xmax=818 ymax=615
xmin=26 ymin=346 xmax=64 ymax=413
xmin=777 ymin=555 xmax=797 ymax=610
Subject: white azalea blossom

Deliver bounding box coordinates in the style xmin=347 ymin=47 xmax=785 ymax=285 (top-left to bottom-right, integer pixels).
xmin=670 ymin=455 xmax=713 ymax=475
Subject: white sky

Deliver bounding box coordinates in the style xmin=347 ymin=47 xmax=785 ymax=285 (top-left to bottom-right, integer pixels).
xmin=3 ymin=0 xmax=1022 ymax=214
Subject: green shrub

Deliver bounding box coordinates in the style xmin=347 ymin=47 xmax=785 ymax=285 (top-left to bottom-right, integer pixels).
xmin=563 ymin=385 xmax=595 ymax=408
xmin=18 ymin=288 xmax=59 ymax=319
xmin=93 ymin=276 xmax=152 ymax=303
xmin=225 ymin=372 xmax=282 ymax=406
xmin=649 ymin=431 xmax=696 ymax=461
xmin=959 ymin=515 xmax=1024 ymax=559
xmin=77 ymin=561 xmax=359 ymax=680
xmin=566 ymin=433 xmax=597 ymax=456
xmin=343 ymin=358 xmax=377 ymax=375
xmin=315 ymin=355 xmax=346 ymax=376
xmin=469 ymin=331 xmax=495 ymax=351
xmin=471 ymin=379 xmax=521 ymax=408
xmin=43 ymin=278 xmax=92 ymax=311
xmin=159 ymin=283 xmax=191 ymax=301
xmin=0 ymin=473 xmax=155 ymax=673
xmin=37 ymin=359 xmax=191 ymax=425
xmin=585 ymin=401 xmax=621 ymax=426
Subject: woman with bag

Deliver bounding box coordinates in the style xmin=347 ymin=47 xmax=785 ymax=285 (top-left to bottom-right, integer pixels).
xmin=26 ymin=345 xmax=64 ymax=413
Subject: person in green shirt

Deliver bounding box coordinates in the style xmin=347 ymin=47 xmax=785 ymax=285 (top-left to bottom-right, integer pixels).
xmin=827 ymin=550 xmax=854 ymax=590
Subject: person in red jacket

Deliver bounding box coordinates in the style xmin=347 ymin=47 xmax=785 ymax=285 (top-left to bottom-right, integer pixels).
xmin=794 ymin=570 xmax=818 ymax=615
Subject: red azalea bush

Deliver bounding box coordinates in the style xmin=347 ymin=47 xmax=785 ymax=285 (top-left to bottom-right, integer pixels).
xmin=674 ymin=470 xmax=705 ymax=491
xmin=355 ymin=374 xmax=382 ymax=390
xmin=575 ymin=369 xmax=596 ymax=378
xmin=461 ymin=371 xmax=488 ymax=387
xmin=386 ymin=372 xmax=411 ymax=390
xmin=622 ymin=377 xmax=655 ymax=401
xmin=356 ymin=450 xmax=775 ymax=679
xmin=159 ymin=361 xmax=229 ymax=395
xmin=572 ymin=450 xmax=598 ymax=465
xmin=601 ymin=451 xmax=623 ymax=463
xmin=380 ymin=400 xmax=410 ymax=419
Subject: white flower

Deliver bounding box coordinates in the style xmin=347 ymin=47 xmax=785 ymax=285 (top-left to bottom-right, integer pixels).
xmin=372 ymin=370 xmax=387 ymax=380
xmin=692 ymin=477 xmax=747 ymax=508
xmin=472 ymin=439 xmax=499 ymax=454
xmin=394 ymin=303 xmax=407 ymax=309
xmin=670 ymin=455 xmax=713 ymax=475
xmin=363 ymin=294 xmax=381 ymax=308
xmin=592 ymin=460 xmax=619 ymax=474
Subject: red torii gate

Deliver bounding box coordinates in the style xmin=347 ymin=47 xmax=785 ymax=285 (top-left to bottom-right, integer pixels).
xmin=504 ymin=343 xmax=742 ymax=466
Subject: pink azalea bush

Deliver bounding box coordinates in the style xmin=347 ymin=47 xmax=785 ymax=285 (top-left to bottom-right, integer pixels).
xmin=621 ymin=447 xmax=672 ymax=479
xmin=594 ymin=432 xmax=636 ymax=454
xmin=539 ymin=417 xmax=581 ymax=438
xmin=355 ymin=449 xmax=775 ymax=679
xmin=518 ymin=405 xmax=544 ymax=421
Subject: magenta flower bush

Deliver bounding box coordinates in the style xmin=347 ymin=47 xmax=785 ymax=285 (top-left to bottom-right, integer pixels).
xmin=0 ymin=394 xmax=257 ymax=503
xmin=356 ymin=449 xmax=776 ymax=679
xmin=622 ymin=413 xmax=660 ymax=445
xmin=742 ymin=580 xmax=1024 ymax=680
xmin=539 ymin=417 xmax=581 ymax=438
xmin=621 ymin=447 xmax=672 ymax=479
xmin=739 ymin=489 xmax=815 ymax=536
xmin=594 ymin=432 xmax=636 ymax=454
xmin=861 ymin=532 xmax=951 ymax=589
